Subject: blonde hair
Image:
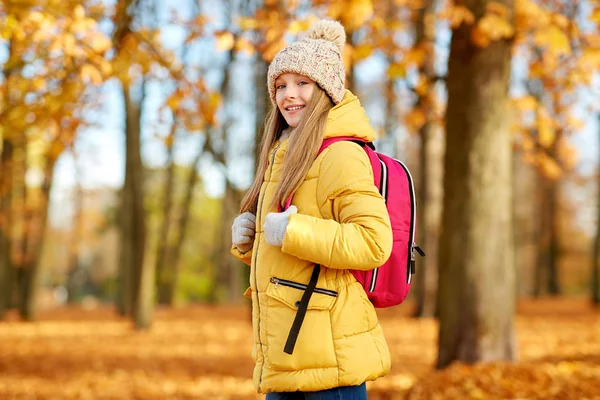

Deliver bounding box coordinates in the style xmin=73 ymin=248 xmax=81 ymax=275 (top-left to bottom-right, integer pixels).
xmin=240 ymin=86 xmax=334 ymax=214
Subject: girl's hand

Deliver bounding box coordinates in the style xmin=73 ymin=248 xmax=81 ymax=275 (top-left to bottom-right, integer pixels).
xmin=232 ymin=212 xmax=256 ymax=253
xmin=264 ymin=206 xmax=297 ymax=247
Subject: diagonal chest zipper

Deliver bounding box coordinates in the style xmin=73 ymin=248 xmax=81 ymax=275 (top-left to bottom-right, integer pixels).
xmin=270 ymin=277 xmax=338 ymax=297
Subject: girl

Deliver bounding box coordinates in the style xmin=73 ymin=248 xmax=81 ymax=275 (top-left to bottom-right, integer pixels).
xmin=231 ymin=19 xmax=393 ymax=399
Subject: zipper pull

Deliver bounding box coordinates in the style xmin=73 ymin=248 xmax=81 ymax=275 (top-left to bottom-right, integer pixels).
xmin=270 ymin=277 xmax=279 ymax=288
xmin=414 ymin=245 xmax=425 ymax=257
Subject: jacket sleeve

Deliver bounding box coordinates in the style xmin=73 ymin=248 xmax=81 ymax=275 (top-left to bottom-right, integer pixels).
xmin=230 ymin=244 xmax=253 ymax=267
xmin=281 ymin=141 xmax=392 ymax=270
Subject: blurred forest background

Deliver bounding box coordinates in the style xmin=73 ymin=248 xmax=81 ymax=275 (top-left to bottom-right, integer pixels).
xmin=2 ymin=0 xmax=600 ymax=398
xmin=0 ymin=0 xmax=599 ymax=327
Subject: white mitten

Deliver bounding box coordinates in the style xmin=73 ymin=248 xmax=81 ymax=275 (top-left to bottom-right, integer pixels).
xmin=263 ymin=206 xmax=297 ymax=247
xmin=232 ymin=212 xmax=256 ymax=253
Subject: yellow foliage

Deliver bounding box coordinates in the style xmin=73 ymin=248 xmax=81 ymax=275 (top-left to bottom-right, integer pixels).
xmin=404 ymin=46 xmax=427 ymax=68
xmin=486 ymin=1 xmax=511 ymax=18
xmin=1 ymin=15 xmax=19 ymax=40
xmin=414 ymin=75 xmax=430 ymax=97
xmin=235 ymin=37 xmax=255 ymax=56
xmin=352 ymin=44 xmax=374 ymax=62
xmin=388 ymin=62 xmax=406 ymax=79
xmin=261 ymin=37 xmax=287 ymax=62
xmin=539 ymin=154 xmax=562 ymax=180
xmin=336 ymin=0 xmax=374 ymax=32
xmin=533 ymin=25 xmax=571 ymax=56
xmin=215 ymin=31 xmax=235 ymax=52
xmin=80 ymin=64 xmax=103 ymax=85
xmin=441 ymin=4 xmax=475 ymax=29
xmin=536 ymin=107 xmax=555 ymax=148
xmin=590 ymin=7 xmax=600 ymax=24
xmin=73 ymin=4 xmax=85 ymax=20
xmin=237 ymin=17 xmax=260 ymax=30
xmin=514 ymin=95 xmax=538 ymax=112
xmin=515 ymin=0 xmax=552 ymax=33
xmin=557 ymin=142 xmax=578 ymax=171
xmin=472 ymin=13 xmax=514 ymax=48
xmin=404 ymin=108 xmax=427 ymax=132
xmin=167 ymin=93 xmax=182 ymax=112
xmin=200 ymin=92 xmax=221 ymax=126
xmin=88 ymin=33 xmax=111 ymax=53
xmin=288 ymin=20 xmax=311 ymax=34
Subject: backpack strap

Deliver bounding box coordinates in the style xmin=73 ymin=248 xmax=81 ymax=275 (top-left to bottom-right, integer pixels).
xmin=279 ymin=137 xmax=374 ymax=212
xmin=281 ymin=137 xmax=376 ymax=354
xmin=283 ymin=264 xmax=321 ymax=355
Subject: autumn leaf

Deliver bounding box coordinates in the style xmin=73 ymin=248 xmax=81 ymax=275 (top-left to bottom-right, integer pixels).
xmin=536 ymin=107 xmax=555 ymax=148
xmin=404 ymin=108 xmax=427 ymax=131
xmin=215 ymin=31 xmax=235 ymax=52
xmin=167 ymin=92 xmax=182 ymax=111
xmin=80 ymin=64 xmax=103 ymax=85
xmin=442 ymin=4 xmax=475 ymax=29
xmin=539 ymin=153 xmax=562 ymax=180
xmin=74 ymin=4 xmax=85 ymax=20
xmin=388 ymin=62 xmax=406 ymax=79
xmin=237 ymin=16 xmax=259 ymax=30
xmin=288 ymin=20 xmax=311 ymax=34
xmin=339 ymin=0 xmax=374 ymax=32
xmin=514 ymin=95 xmax=538 ymax=112
xmin=534 ymin=25 xmax=571 ymax=56
xmin=590 ymin=7 xmax=600 ymax=24
xmin=472 ymin=13 xmax=514 ymax=48
xmin=404 ymin=47 xmax=427 ymax=68
xmin=352 ymin=44 xmax=374 ymax=62
xmin=88 ymin=33 xmax=112 ymax=53
xmin=235 ymin=37 xmax=255 ymax=56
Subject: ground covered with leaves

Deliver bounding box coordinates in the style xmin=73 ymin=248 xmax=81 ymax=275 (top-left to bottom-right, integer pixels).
xmin=0 ymin=298 xmax=598 ymax=399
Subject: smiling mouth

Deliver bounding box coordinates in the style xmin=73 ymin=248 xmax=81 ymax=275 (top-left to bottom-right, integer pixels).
xmin=285 ymin=105 xmax=305 ymax=112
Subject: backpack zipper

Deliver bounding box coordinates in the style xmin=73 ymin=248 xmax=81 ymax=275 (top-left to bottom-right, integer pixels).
xmin=395 ymin=158 xmax=418 ymax=284
xmin=270 ymin=277 xmax=338 ymax=297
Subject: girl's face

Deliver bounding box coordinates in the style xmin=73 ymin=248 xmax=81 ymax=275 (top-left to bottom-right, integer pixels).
xmin=275 ymin=73 xmax=315 ymax=128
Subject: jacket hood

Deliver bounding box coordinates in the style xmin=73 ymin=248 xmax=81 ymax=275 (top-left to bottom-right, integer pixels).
xmin=324 ymin=90 xmax=377 ymax=142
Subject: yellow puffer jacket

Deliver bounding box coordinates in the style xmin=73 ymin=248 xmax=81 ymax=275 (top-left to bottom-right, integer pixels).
xmin=231 ymin=90 xmax=393 ymax=393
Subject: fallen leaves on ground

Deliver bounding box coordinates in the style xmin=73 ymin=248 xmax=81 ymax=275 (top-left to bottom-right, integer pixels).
xmin=0 ymin=298 xmax=598 ymax=399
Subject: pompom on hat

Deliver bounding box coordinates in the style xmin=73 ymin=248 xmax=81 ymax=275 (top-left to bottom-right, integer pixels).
xmin=267 ymin=19 xmax=347 ymax=105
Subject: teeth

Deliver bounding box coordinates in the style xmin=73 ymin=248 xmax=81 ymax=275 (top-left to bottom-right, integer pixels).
xmin=287 ymin=106 xmax=303 ymax=111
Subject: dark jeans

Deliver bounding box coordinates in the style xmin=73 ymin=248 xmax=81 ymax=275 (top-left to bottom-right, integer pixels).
xmin=265 ymin=383 xmax=367 ymax=400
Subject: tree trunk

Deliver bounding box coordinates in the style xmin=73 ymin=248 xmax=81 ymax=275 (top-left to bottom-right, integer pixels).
xmin=120 ymin=81 xmax=149 ymax=328
xmin=254 ymin=57 xmax=268 ymax=163
xmin=209 ymin=180 xmax=243 ymax=303
xmin=535 ymin=175 xmax=560 ymax=296
xmin=346 ymin=31 xmax=357 ymax=94
xmin=13 ymin=136 xmax=32 ymax=319
xmin=205 ymin=48 xmax=241 ymax=303
xmin=512 ymin=151 xmax=538 ymax=297
xmin=66 ymin=161 xmax=84 ymax=303
xmin=413 ymin=0 xmax=442 ymax=319
xmin=156 ymin=124 xmax=177 ymax=305
xmin=0 ymin=138 xmax=14 ymax=319
xmin=19 ymin=155 xmax=56 ymax=320
xmin=165 ymin=143 xmax=206 ymax=305
xmin=437 ymin=0 xmax=516 ymax=368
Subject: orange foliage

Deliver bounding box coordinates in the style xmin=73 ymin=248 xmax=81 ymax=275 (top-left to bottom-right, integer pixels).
xmin=0 ymin=299 xmax=599 ymax=399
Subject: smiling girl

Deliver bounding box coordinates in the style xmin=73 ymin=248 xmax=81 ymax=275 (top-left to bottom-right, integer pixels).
xmin=230 ymin=20 xmax=393 ymax=399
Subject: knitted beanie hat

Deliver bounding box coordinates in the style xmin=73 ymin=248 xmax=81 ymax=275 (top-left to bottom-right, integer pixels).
xmin=267 ymin=20 xmax=347 ymax=105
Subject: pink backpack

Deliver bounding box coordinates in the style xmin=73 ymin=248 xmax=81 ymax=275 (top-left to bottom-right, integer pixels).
xmin=282 ymin=138 xmax=424 ymax=354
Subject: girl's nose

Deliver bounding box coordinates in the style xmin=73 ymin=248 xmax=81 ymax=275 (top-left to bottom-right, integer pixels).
xmin=285 ymin=85 xmax=298 ymax=99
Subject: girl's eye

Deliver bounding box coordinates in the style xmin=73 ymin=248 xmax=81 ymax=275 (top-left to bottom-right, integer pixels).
xmin=276 ymin=84 xmax=285 ymax=90
xmin=298 ymin=81 xmax=308 ymax=86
